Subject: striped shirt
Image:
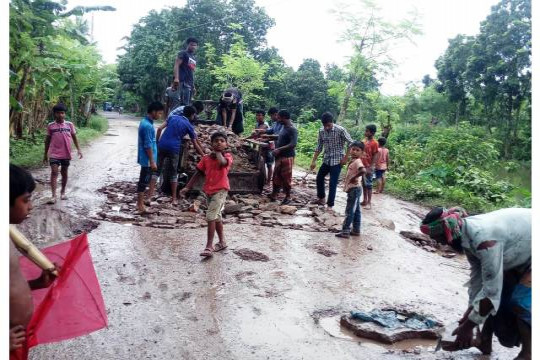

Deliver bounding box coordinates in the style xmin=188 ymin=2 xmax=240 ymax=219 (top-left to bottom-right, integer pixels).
xmin=315 ymin=124 xmax=354 ymax=166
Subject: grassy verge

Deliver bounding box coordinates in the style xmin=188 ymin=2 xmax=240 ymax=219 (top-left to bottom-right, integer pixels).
xmin=10 ymin=114 xmax=109 ymax=168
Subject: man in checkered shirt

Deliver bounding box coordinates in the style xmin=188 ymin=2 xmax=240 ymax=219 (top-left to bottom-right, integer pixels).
xmin=310 ymin=112 xmax=354 ymax=209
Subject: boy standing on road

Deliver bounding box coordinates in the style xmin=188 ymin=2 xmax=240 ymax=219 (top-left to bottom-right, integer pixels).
xmin=173 ymin=37 xmax=198 ymax=106
xmin=374 ymin=137 xmax=389 ymax=194
xmin=335 ymin=142 xmax=366 ymax=239
xmin=43 ymin=103 xmax=83 ymax=204
xmin=180 ymin=132 xmax=233 ymax=258
xmin=310 ymin=112 xmax=353 ymax=210
xmin=137 ymin=102 xmax=164 ymax=214
xmin=156 ymin=106 xmax=204 ymax=205
xmin=269 ymin=110 xmax=298 ymax=205
xmin=361 ymin=124 xmax=379 ymax=209
xmin=9 ymin=165 xmax=57 ymax=352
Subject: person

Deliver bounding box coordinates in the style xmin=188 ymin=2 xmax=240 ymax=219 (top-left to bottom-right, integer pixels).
xmin=374 ymin=137 xmax=389 ymax=194
xmin=180 ymin=132 xmax=233 ymax=257
xmin=164 ymin=82 xmax=183 ymax=118
xmin=420 ymin=207 xmax=531 ymax=360
xmin=335 ymin=142 xmax=366 ymax=239
xmin=247 ymin=109 xmax=273 ymax=185
xmin=216 ymin=87 xmax=244 ymax=135
xmin=268 ymin=110 xmax=298 ymax=205
xmin=360 ymin=124 xmax=379 ymax=209
xmin=137 ymin=101 xmax=164 ymax=214
xmin=173 ymin=37 xmax=198 ymax=106
xmin=260 ymin=107 xmax=282 ymax=136
xmin=43 ymin=103 xmax=83 ymax=204
xmin=10 ymin=164 xmax=58 ymax=352
xmin=156 ymin=105 xmax=205 ymax=205
xmin=167 ymin=100 xmax=204 ymax=123
xmin=310 ymin=112 xmax=353 ymax=210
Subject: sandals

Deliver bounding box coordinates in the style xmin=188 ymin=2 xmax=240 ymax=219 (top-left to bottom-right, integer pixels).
xmin=281 ymin=198 xmax=291 ymax=205
xmin=214 ymin=243 xmax=228 ymax=252
xmin=200 ymin=248 xmax=214 ymax=257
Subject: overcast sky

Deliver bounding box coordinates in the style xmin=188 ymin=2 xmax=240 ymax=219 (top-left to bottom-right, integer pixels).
xmin=68 ymin=0 xmax=500 ymax=95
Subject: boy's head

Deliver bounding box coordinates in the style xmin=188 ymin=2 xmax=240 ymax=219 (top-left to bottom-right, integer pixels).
xmin=183 ymin=105 xmax=197 ymax=122
xmin=268 ymin=107 xmax=279 ymax=122
xmin=192 ymin=101 xmax=204 ymax=114
xmin=210 ymin=132 xmax=228 ymax=152
xmin=147 ymin=101 xmax=164 ymax=120
xmin=52 ymin=103 xmax=67 ymax=122
xmin=378 ymin=137 xmax=387 ymax=147
xmin=349 ymin=141 xmax=365 ymax=159
xmin=365 ymin=124 xmax=377 ymax=138
xmin=10 ymin=164 xmax=35 ymax=224
xmin=321 ymin=112 xmax=334 ymax=131
xmin=186 ymin=37 xmax=198 ymax=53
xmin=255 ymin=109 xmax=265 ymax=123
xmin=277 ymin=109 xmax=291 ymax=124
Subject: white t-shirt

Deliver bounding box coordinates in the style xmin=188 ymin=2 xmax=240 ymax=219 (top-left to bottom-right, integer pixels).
xmin=461 ymin=208 xmax=531 ymax=324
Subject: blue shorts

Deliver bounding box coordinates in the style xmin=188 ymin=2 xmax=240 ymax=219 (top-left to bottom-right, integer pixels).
xmin=375 ymin=169 xmax=386 ymax=179
xmin=363 ymin=173 xmax=374 ymax=189
xmin=49 ymin=158 xmax=70 ymax=167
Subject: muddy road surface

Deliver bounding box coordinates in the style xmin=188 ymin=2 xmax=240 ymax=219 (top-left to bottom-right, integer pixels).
xmin=22 ymin=112 xmax=518 ymax=359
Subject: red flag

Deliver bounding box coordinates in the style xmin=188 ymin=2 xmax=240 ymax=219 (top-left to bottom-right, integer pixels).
xmin=11 ymin=233 xmax=108 ymax=359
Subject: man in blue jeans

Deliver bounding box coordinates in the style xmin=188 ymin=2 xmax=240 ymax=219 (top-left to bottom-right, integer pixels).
xmin=310 ymin=112 xmax=353 ymax=210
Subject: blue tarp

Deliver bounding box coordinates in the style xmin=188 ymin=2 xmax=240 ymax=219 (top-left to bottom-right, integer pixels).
xmin=350 ymin=309 xmax=438 ymax=330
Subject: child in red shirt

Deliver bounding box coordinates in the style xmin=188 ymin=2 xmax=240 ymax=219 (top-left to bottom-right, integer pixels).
xmin=361 ymin=124 xmax=379 ymax=209
xmin=180 ymin=132 xmax=232 ymax=257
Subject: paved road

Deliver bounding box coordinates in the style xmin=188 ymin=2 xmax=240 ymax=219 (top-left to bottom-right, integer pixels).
xmin=22 ymin=112 xmax=517 ymax=359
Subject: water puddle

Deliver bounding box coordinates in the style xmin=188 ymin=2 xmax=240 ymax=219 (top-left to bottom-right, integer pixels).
xmin=319 ymin=316 xmax=437 ymax=351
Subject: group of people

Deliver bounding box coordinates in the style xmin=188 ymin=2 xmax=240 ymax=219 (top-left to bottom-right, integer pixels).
xmin=8 ymin=35 xmax=531 ymax=359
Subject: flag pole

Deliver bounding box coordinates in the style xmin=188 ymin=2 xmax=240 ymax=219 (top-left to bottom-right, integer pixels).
xmin=9 ymin=225 xmax=58 ymax=276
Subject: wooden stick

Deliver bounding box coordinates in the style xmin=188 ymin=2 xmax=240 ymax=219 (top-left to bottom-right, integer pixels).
xmin=9 ymin=225 xmax=58 ymax=276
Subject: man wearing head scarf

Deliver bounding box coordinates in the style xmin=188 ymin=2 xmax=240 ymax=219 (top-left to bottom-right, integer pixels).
xmin=420 ymin=207 xmax=531 ymax=360
xmin=216 ymin=87 xmax=244 ymax=135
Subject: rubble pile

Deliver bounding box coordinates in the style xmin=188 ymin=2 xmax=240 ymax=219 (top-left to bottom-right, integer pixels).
xmin=184 ymin=124 xmax=258 ymax=173
xmin=399 ymin=230 xmax=457 ymax=257
xmin=95 ymin=176 xmax=346 ymax=233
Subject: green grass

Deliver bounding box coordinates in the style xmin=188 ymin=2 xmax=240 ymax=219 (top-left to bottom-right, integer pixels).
xmin=10 ymin=114 xmax=109 ymax=168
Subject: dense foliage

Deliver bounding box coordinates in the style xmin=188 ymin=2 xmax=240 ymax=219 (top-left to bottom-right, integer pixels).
xmin=9 ymin=0 xmax=117 ymax=137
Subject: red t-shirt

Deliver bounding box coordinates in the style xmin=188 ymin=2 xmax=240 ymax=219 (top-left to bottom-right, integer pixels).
xmin=196 ymin=152 xmax=233 ymax=195
xmin=362 ymin=138 xmax=379 ymax=168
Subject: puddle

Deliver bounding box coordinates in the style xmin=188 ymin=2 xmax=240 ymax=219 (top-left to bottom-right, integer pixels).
xmin=319 ymin=316 xmax=437 ymax=351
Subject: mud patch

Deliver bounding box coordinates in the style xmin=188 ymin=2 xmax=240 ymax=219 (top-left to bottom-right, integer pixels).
xmin=233 ymin=248 xmax=270 ymax=262
xmin=311 ymin=307 xmax=343 ymax=324
xmin=310 ymin=244 xmax=338 ymax=257
xmin=70 ymin=219 xmax=100 ymax=235
xmin=235 ymin=271 xmax=256 ymax=280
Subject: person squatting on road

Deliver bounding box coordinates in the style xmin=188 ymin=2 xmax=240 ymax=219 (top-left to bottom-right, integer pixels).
xmin=361 ymin=124 xmax=379 ymax=209
xmin=420 ymin=207 xmax=531 ymax=360
xmin=335 ymin=142 xmax=366 ymax=239
xmin=268 ymin=110 xmax=298 ymax=205
xmin=10 ymin=165 xmax=58 ymax=352
xmin=374 ymin=137 xmax=389 ymax=194
xmin=310 ymin=111 xmax=353 ymax=210
xmin=180 ymin=132 xmax=233 ymax=257
xmin=43 ymin=103 xmax=83 ymax=204
xmin=156 ymin=105 xmax=205 ymax=205
xmin=173 ymin=37 xmax=198 ymax=106
xmin=136 ymin=102 xmax=164 ymax=214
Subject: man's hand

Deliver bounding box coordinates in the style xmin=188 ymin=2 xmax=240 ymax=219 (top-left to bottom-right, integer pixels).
xmin=77 ymin=150 xmax=83 ymax=159
xmin=452 ymin=319 xmax=476 ymax=349
xmin=458 ymin=306 xmax=473 ymax=325
xmin=179 ymin=188 xmax=189 ymax=197
xmin=340 ymin=156 xmax=348 ymax=166
xmin=309 ymin=161 xmax=316 ymax=171
xmin=10 ymin=325 xmax=26 ymax=351
xmin=30 ymin=264 xmax=59 ymax=290
xmin=150 ymin=161 xmax=157 ymax=171
xmin=272 ymin=149 xmax=281 ymax=157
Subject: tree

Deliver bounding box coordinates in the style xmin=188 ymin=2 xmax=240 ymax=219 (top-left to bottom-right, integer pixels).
xmin=332 ymin=0 xmax=421 ymax=122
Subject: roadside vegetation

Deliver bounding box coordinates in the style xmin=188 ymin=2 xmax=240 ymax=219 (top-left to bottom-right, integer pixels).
xmin=10 ymin=0 xmax=530 ymax=214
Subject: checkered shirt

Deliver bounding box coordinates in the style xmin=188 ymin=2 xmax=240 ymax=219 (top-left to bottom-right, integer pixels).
xmin=315 ymin=124 xmax=353 ymax=166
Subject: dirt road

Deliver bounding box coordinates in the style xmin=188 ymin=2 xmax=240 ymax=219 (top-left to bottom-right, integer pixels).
xmin=22 ymin=112 xmax=518 ymax=359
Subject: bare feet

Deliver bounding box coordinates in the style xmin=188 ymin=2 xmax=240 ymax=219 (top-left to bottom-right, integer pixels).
xmin=47 ymin=197 xmax=57 ymax=205
xmin=60 ymin=193 xmax=68 ymax=200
